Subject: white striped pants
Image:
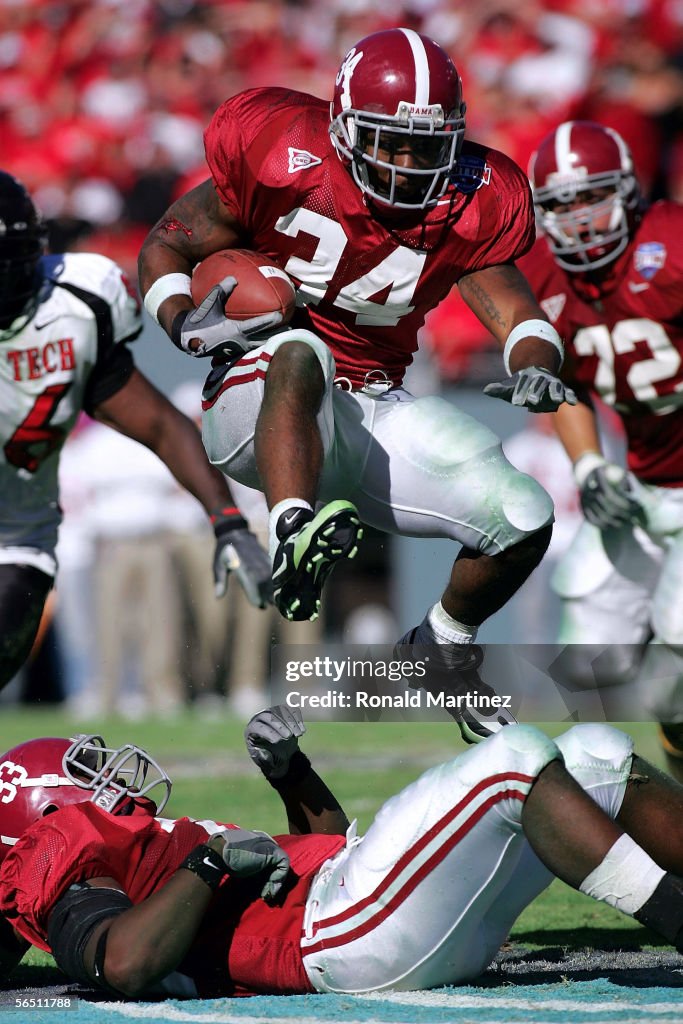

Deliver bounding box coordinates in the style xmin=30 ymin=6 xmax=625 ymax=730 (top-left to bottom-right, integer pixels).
xmin=300 ymin=723 xmax=633 ymax=993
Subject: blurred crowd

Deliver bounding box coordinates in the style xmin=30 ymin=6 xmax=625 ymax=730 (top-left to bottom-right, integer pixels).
xmin=3 ymin=0 xmax=682 ymax=293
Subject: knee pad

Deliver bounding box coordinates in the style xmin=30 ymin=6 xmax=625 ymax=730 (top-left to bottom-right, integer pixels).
xmin=554 ymin=724 xmax=634 ymax=818
xmin=485 ymin=724 xmax=560 ymax=778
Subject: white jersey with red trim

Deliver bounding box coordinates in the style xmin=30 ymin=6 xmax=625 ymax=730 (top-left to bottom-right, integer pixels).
xmin=0 ymin=253 xmax=141 ymax=574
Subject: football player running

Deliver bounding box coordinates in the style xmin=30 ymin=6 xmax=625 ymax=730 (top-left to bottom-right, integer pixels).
xmin=2 ymin=709 xmax=683 ymax=996
xmin=0 ymin=172 xmax=271 ymax=690
xmin=139 ymin=28 xmax=578 ymax=744
xmin=519 ymin=121 xmax=683 ymax=777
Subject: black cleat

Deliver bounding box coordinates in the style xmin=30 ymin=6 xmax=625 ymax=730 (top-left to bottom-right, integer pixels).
xmin=395 ymin=631 xmax=517 ymax=743
xmin=272 ymin=500 xmax=362 ymax=621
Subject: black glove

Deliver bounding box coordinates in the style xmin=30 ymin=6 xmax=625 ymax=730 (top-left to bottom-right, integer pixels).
xmin=171 ymin=276 xmax=284 ymax=358
xmin=210 ymin=827 xmax=290 ymax=900
xmin=244 ymin=705 xmax=306 ymax=779
xmin=574 ymin=453 xmax=644 ymax=529
xmin=212 ymin=508 xmax=272 ymax=607
xmin=483 ymin=366 xmax=577 ymax=412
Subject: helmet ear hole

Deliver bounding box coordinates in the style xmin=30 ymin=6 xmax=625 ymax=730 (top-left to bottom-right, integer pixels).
xmin=42 ymin=804 xmax=59 ymax=817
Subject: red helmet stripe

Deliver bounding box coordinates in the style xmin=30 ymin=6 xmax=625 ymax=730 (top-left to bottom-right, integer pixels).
xmin=400 ymin=28 xmax=430 ymax=106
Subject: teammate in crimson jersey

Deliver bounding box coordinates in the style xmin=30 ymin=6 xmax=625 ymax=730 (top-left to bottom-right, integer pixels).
xmin=519 ymin=121 xmax=683 ymax=777
xmin=0 ymin=172 xmax=272 ymax=690
xmin=138 ymin=28 xmax=579 ymax=743
xmin=2 ymin=708 xmax=683 ymax=997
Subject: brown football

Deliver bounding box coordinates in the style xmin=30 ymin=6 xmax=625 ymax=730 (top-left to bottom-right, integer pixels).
xmin=191 ymin=249 xmax=297 ymax=323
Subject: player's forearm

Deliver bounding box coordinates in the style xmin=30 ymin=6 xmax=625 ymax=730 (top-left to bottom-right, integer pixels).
xmin=275 ymin=762 xmax=350 ymax=836
xmin=92 ymin=872 xmax=215 ymax=996
xmin=459 ymin=264 xmax=562 ymax=372
xmin=553 ymin=399 xmax=602 ymax=464
xmin=152 ymin=410 xmax=234 ymax=516
xmin=138 ymin=180 xmax=241 ymax=336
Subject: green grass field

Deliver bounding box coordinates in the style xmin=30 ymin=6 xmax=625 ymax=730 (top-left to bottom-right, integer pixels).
xmin=0 ymin=707 xmax=670 ymax=980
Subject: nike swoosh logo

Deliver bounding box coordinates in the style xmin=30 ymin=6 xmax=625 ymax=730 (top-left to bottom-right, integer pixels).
xmin=34 ymin=318 xmax=60 ymax=330
xmin=283 ymin=512 xmax=299 ymax=527
xmin=628 ymin=281 xmax=650 ymax=293
xmin=203 ymin=856 xmax=221 ymax=870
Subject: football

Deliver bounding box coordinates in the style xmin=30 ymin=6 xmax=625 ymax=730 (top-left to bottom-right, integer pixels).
xmin=190 ymin=249 xmax=297 ymax=324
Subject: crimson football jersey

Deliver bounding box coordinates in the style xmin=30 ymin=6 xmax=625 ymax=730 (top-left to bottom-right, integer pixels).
xmin=519 ymin=201 xmax=683 ymax=486
xmin=204 ymin=87 xmax=535 ymax=388
xmin=0 ymin=802 xmax=345 ymax=997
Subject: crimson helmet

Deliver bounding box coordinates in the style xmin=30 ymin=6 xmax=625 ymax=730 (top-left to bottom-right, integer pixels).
xmin=529 ymin=121 xmax=640 ymax=272
xmin=0 ymin=735 xmax=172 ymax=864
xmin=330 ymin=28 xmax=466 ymax=210
xmin=0 ymin=172 xmax=46 ymax=328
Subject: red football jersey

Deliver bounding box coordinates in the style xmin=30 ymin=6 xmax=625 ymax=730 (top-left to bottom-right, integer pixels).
xmin=204 ymin=87 xmax=535 ymax=388
xmin=519 ymin=202 xmax=683 ymax=486
xmin=0 ymin=802 xmax=345 ymax=997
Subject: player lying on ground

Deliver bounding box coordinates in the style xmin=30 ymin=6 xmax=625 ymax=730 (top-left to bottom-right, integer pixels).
xmin=0 ymin=172 xmax=271 ymax=690
xmin=138 ymin=26 xmax=580 ymax=742
xmin=1 ymin=706 xmax=683 ymax=997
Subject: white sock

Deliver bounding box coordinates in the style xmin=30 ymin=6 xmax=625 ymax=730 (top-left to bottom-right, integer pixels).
xmin=268 ymin=499 xmax=313 ymax=561
xmin=579 ymin=834 xmax=666 ymax=915
xmin=411 ymin=602 xmax=477 ymax=646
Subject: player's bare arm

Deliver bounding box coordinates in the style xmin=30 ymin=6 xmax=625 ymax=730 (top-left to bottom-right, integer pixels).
xmin=138 ymin=179 xmax=242 ymax=337
xmin=93 ymin=369 xmax=232 ymax=515
xmin=276 ymin=764 xmax=350 ymax=837
xmin=459 ymin=263 xmax=561 ymax=372
xmin=244 ymin=706 xmax=350 ymax=835
xmin=460 ymin=264 xmax=577 ymax=412
xmin=78 ymin=874 xmax=214 ymax=997
xmin=553 ymin=397 xmax=602 ymax=465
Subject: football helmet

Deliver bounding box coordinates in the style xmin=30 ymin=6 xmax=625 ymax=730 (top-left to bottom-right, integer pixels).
xmin=529 ymin=121 xmax=639 ymax=272
xmin=0 ymin=735 xmax=172 ymax=863
xmin=0 ymin=171 xmax=47 ymax=327
xmin=330 ymin=28 xmax=466 ymax=210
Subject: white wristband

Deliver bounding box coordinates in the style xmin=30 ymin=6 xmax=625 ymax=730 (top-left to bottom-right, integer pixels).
xmin=503 ymin=319 xmax=564 ymax=374
xmin=573 ymin=451 xmax=606 ymax=488
xmin=143 ymin=273 xmax=193 ymax=324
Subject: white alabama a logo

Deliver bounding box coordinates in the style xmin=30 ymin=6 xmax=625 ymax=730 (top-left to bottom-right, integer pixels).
xmin=336 ymin=47 xmax=364 ymax=110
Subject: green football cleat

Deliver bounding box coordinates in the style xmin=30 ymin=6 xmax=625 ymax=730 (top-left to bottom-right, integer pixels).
xmin=272 ymin=500 xmax=362 ymax=621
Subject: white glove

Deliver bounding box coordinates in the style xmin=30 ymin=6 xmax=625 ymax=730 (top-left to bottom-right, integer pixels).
xmin=244 ymin=705 xmax=305 ymax=779
xmin=211 ymin=827 xmax=290 ymax=900
xmin=212 ymin=510 xmax=272 ymax=607
xmin=171 ymin=276 xmax=284 ymax=358
xmin=574 ymin=453 xmax=644 ymax=529
xmin=483 ymin=366 xmax=577 ymax=412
